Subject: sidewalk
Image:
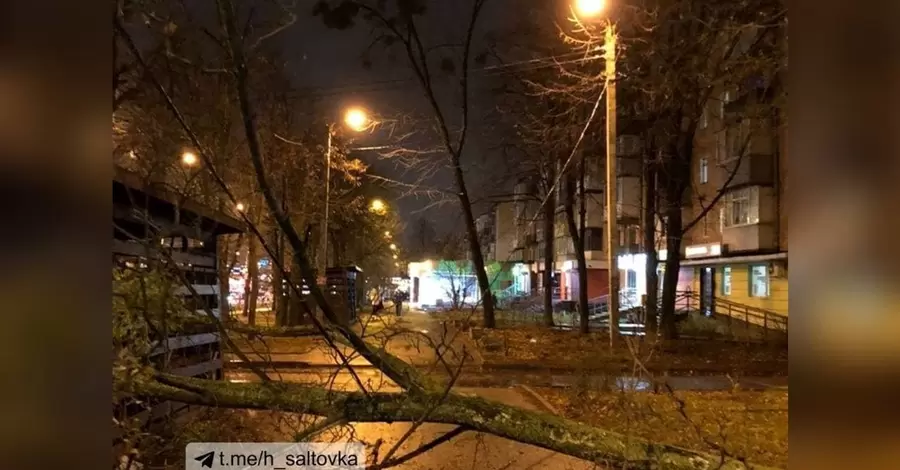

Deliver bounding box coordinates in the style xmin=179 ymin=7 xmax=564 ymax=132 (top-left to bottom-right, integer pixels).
xmin=229 ymin=308 xmax=482 ymax=369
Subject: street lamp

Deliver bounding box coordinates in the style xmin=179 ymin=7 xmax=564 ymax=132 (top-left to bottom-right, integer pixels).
xmin=235 ymin=202 xmax=246 ymax=212
xmin=321 ymin=106 xmax=371 ymax=277
xmin=343 ymin=107 xmax=370 ymax=132
xmin=574 ymin=0 xmax=605 ymax=17
xmin=369 ymin=199 xmax=387 ymax=214
xmin=181 ymin=150 xmax=198 ymax=167
xmin=384 ymin=231 xmax=392 ymax=238
xmin=389 ymin=243 xmax=397 ymax=251
xmin=572 ymin=0 xmax=619 ymax=340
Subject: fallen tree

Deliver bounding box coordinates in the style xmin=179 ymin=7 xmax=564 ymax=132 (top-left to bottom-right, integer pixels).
xmin=113 ymin=1 xmax=785 ymax=468
xmin=125 ymin=373 xmax=779 ymax=470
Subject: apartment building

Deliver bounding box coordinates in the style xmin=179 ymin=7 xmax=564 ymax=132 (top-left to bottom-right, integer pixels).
xmin=504 ymin=150 xmax=643 ymax=306
xmin=499 ymin=85 xmax=786 ymax=318
xmin=678 ymin=83 xmax=788 ymax=317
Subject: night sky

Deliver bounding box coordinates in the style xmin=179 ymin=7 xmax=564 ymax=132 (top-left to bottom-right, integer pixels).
xmin=278 ymin=0 xmax=525 ymax=244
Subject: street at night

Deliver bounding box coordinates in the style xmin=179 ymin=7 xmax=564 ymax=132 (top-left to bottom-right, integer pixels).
xmin=111 ymin=0 xmax=791 ymax=468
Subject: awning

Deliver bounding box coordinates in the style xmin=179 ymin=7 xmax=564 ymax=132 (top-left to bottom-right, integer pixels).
xmin=680 ymin=252 xmax=788 ymax=267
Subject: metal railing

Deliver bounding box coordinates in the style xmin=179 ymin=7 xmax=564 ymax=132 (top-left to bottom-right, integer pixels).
xmin=678 ymin=289 xmax=788 ymax=335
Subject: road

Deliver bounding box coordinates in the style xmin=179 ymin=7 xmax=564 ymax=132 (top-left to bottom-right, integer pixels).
xmin=223 ymin=310 xmax=786 ymax=468
xmin=343 ymin=387 xmax=593 ymax=470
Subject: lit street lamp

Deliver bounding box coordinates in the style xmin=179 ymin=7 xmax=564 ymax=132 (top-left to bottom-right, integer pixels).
xmin=235 ymin=202 xmax=246 ymax=212
xmin=369 ymin=199 xmax=387 ymax=214
xmin=574 ymin=0 xmax=605 ymax=17
xmin=384 ymin=231 xmax=392 ymax=238
xmin=321 ymin=106 xmax=371 ymax=276
xmin=389 ymin=243 xmax=397 ymax=250
xmin=573 ymin=0 xmax=620 ymax=340
xmin=344 ymin=107 xmax=371 ymax=132
xmin=181 ymin=151 xmax=198 ymax=167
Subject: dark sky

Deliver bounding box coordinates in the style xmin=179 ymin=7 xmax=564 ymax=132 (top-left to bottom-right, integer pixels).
xmin=277 ymin=0 xmax=525 ymax=245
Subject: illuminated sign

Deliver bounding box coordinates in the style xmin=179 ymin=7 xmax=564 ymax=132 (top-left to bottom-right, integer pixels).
xmin=685 ymin=243 xmax=721 ymax=258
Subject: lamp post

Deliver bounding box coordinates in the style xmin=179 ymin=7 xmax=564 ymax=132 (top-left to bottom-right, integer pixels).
xmin=321 ymin=107 xmax=371 ymax=278
xmin=574 ymin=0 xmax=619 ymax=340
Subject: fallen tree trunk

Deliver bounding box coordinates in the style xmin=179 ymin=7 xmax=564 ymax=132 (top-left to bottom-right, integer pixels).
xmin=128 ymin=374 xmax=780 ymax=470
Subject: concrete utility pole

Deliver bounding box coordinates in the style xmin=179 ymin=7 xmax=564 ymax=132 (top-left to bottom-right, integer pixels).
xmin=604 ymin=23 xmax=620 ymax=343
xmin=321 ymin=123 xmax=334 ymax=279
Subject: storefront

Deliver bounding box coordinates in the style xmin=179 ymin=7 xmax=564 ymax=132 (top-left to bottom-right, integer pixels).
xmin=681 ymin=243 xmax=789 ymax=317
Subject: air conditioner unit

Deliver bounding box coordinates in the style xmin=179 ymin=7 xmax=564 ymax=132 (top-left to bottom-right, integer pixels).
xmin=769 ymin=264 xmax=786 ymax=278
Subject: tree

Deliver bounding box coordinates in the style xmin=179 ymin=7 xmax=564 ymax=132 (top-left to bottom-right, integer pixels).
xmin=113 ymin=1 xmax=784 ymax=468
xmin=313 ymin=0 xmax=499 ymax=328
xmin=539 ymin=0 xmax=786 ymax=339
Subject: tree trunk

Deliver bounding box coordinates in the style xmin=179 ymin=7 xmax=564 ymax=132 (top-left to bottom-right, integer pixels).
xmin=245 ymin=235 xmax=259 ymax=325
xmin=577 ymin=149 xmax=589 ymax=334
xmin=563 ymin=172 xmax=589 ymax=334
xmin=274 ymin=174 xmax=288 ymax=327
xmin=541 ymin=180 xmax=556 ymax=327
xmin=453 ymin=163 xmax=496 ymax=328
xmin=642 ymin=155 xmax=659 ymax=340
xmin=660 ymin=183 xmax=684 ymax=340
xmin=271 ymin=232 xmax=284 ymax=326
xmin=217 ymin=234 xmax=232 ymax=323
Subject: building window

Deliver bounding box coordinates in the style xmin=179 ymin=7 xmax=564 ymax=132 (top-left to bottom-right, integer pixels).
xmin=726 ymin=119 xmax=752 ymax=160
xmin=749 ymin=264 xmax=769 ymax=297
xmin=722 ymin=266 xmax=731 ymax=295
xmin=584 ymin=227 xmax=603 ymax=251
xmin=702 ymin=214 xmax=710 ymax=238
xmin=700 ymin=109 xmax=708 ymax=129
xmin=722 ymin=187 xmax=760 ymax=227
xmin=699 ymin=157 xmax=709 ymax=184
xmin=626 ymin=270 xmax=637 ymax=289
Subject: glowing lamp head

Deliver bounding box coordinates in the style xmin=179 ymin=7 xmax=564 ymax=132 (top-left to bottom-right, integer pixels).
xmin=574 ymin=0 xmax=605 ymax=18
xmin=369 ymin=199 xmax=386 ymax=213
xmin=344 ymin=107 xmax=370 ymax=132
xmin=181 ymin=151 xmax=198 ymax=167
xmin=390 ymin=243 xmax=397 ymax=250
xmin=235 ymin=202 xmax=245 ymax=212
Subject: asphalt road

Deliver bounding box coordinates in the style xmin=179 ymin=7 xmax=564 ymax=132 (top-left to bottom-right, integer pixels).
xmin=330 ymin=387 xmax=595 ymax=470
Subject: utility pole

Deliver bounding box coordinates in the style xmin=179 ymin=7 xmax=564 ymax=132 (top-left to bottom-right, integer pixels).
xmin=604 ymin=23 xmax=620 ymax=344
xmin=321 ymin=123 xmax=334 ymax=280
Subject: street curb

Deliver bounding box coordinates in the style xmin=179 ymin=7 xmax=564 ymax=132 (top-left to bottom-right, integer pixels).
xmin=515 ymin=384 xmax=561 ymax=415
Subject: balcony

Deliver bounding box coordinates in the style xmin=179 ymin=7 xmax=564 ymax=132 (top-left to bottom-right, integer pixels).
xmin=722 ymin=223 xmax=778 ymax=252
xmin=722 ymin=153 xmax=775 ymax=189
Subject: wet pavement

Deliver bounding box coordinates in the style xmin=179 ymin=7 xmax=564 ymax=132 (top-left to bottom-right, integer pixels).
xmin=226 ymin=365 xmax=787 ymax=392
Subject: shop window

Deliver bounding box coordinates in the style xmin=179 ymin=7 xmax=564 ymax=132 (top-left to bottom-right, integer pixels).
xmin=749 ymin=264 xmax=769 ymax=297
xmin=722 ymin=266 xmax=732 ymax=295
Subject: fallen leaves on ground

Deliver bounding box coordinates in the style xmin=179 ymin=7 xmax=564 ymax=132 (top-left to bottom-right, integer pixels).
xmin=475 ymin=326 xmax=788 ymax=375
xmin=537 ymin=387 xmax=788 ymax=468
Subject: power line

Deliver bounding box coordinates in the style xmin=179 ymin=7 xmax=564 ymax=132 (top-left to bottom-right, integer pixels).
xmin=296 ymin=51 xmax=600 ymax=98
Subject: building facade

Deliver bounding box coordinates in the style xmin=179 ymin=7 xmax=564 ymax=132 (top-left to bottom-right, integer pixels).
xmin=489 ymin=81 xmax=787 ymax=321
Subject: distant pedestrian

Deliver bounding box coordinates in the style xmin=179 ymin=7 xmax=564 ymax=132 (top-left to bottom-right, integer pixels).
xmin=393 ymin=291 xmax=404 ymax=317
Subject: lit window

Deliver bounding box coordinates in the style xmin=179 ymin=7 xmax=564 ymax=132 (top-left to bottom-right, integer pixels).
xmin=626 ymin=270 xmax=637 ymax=289
xmin=750 ymin=264 xmax=769 ymax=297
xmin=722 ymin=187 xmax=760 ymax=227
xmin=722 ymin=266 xmax=732 ymax=295
xmin=699 ymin=157 xmax=709 ymax=184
